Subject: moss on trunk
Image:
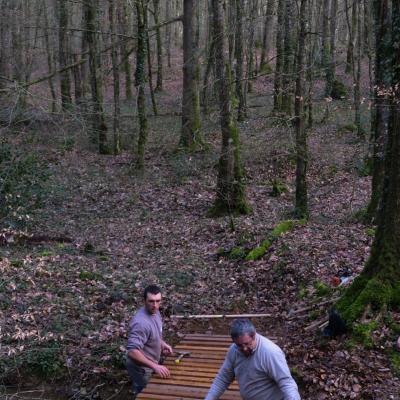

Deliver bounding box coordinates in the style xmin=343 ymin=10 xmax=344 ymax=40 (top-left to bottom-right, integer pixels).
xmin=337 ymin=241 xmax=400 ymax=323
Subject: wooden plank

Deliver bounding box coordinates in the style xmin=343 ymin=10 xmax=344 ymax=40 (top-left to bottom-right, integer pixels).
xmin=151 ymin=377 xmax=239 ymax=389
xmin=164 ymin=364 xmax=222 ymax=373
xmin=178 ymin=341 xmax=230 ymax=347
xmin=169 ymin=352 xmax=227 ymax=360
xmin=172 ymin=313 xmax=272 ymax=319
xmin=161 ymin=369 xmax=222 ymax=378
xmin=140 ymin=384 xmax=241 ymax=400
xmin=183 ymin=334 xmax=232 ymax=340
xmin=175 ymin=344 xmax=229 ymax=352
xmin=137 ymin=334 xmax=241 ymax=399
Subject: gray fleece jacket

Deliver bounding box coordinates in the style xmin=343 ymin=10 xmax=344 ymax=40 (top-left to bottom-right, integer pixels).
xmin=205 ymin=333 xmax=301 ymax=400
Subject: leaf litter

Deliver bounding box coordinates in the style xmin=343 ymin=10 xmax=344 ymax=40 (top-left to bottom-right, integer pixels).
xmin=1 ymin=67 xmax=399 ymax=400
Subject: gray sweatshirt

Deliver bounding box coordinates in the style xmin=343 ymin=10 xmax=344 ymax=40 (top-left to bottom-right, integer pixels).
xmin=205 ymin=334 xmax=301 ymax=400
xmin=127 ymin=306 xmax=162 ymax=363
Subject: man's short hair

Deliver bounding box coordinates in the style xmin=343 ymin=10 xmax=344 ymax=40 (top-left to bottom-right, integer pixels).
xmin=144 ymin=285 xmax=161 ymax=300
xmin=230 ymin=318 xmax=256 ymax=339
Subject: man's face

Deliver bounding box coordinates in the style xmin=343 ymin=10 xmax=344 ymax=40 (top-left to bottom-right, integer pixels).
xmin=233 ymin=334 xmax=256 ymax=357
xmin=144 ymin=292 xmax=162 ymax=314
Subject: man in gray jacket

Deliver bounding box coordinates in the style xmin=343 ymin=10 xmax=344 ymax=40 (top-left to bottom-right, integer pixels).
xmin=205 ymin=319 xmax=301 ymax=400
xmin=127 ymin=285 xmax=173 ymax=397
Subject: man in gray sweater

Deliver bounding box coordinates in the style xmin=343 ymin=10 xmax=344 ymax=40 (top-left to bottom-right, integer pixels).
xmin=127 ymin=285 xmax=173 ymax=397
xmin=205 ymin=319 xmax=301 ymax=400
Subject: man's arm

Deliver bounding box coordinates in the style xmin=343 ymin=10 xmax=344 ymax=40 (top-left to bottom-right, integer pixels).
xmin=205 ymin=349 xmax=235 ymax=400
xmin=127 ymin=320 xmax=170 ymax=378
xmin=161 ymin=340 xmax=173 ymax=355
xmin=128 ymin=349 xmax=170 ymax=378
xmin=264 ymin=348 xmax=301 ymax=400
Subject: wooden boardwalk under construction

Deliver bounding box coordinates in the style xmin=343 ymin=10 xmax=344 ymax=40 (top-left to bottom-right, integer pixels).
xmin=137 ymin=334 xmax=241 ymax=400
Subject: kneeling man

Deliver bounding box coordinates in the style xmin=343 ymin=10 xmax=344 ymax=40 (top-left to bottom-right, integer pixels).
xmin=205 ymin=319 xmax=301 ymax=400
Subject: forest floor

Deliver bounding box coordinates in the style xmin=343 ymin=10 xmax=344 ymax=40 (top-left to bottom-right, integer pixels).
xmin=1 ymin=57 xmax=400 ymax=399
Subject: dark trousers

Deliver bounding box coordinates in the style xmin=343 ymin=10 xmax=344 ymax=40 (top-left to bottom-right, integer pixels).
xmin=126 ymin=357 xmax=153 ymax=398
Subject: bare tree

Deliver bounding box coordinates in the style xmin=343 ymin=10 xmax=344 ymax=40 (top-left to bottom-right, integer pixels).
xmin=180 ymin=0 xmax=203 ymax=150
xmin=210 ymin=0 xmax=249 ymax=216
xmin=84 ymin=0 xmax=109 ymax=154
xmin=109 ymin=0 xmax=121 ymax=155
xmin=366 ymin=0 xmax=391 ymax=221
xmin=135 ymin=0 xmax=148 ymax=169
xmin=260 ymin=0 xmax=275 ymax=72
xmin=294 ymin=0 xmax=308 ymax=219
xmin=235 ymin=0 xmax=247 ymax=121
xmin=152 ymin=0 xmax=163 ymax=91
xmin=58 ymin=0 xmax=72 ymax=110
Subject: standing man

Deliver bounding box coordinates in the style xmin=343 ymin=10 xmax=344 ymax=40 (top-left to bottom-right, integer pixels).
xmin=205 ymin=319 xmax=301 ymax=400
xmin=127 ymin=285 xmax=173 ymax=397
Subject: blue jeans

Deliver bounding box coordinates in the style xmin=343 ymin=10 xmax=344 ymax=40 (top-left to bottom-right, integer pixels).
xmin=126 ymin=357 xmax=153 ymax=397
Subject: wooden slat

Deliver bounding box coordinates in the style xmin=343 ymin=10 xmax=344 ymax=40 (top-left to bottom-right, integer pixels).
xmin=137 ymin=334 xmax=241 ymax=399
xmin=175 ymin=344 xmax=230 ymax=352
xmin=163 ymin=364 xmax=222 ymax=373
xmin=140 ymin=384 xmax=241 ymax=400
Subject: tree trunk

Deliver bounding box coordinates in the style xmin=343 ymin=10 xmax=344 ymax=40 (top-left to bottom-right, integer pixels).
xmin=109 ymin=0 xmax=121 ymax=155
xmin=144 ymin=5 xmax=158 ymax=115
xmin=153 ymin=0 xmax=163 ymax=91
xmin=0 ymin=0 xmax=8 ymax=89
xmin=235 ymin=0 xmax=247 ymax=121
xmin=42 ymin=0 xmax=57 ymax=113
xmin=281 ymin=0 xmax=294 ymax=115
xmin=366 ymin=0 xmax=391 ymax=222
xmin=180 ymin=0 xmax=203 ymax=150
xmin=228 ymin=0 xmax=235 ymax=66
xmin=80 ymin=3 xmax=89 ymax=100
xmin=85 ymin=0 xmax=109 ymax=154
xmin=210 ymin=0 xmax=249 ymax=216
xmin=166 ymin=0 xmax=172 ymax=67
xmin=345 ymin=0 xmax=357 ymax=73
xmin=326 ymin=0 xmax=337 ymax=96
xmin=294 ymin=0 xmax=308 ymax=219
xmin=11 ymin=0 xmax=25 ymax=106
xmin=72 ymin=53 xmax=84 ymax=106
xmin=260 ymin=0 xmax=275 ymax=72
xmin=337 ymin=1 xmax=400 ymax=322
xmin=306 ymin=0 xmax=316 ymax=128
xmin=119 ymin=2 xmax=133 ymax=100
xmin=58 ymin=0 xmax=72 ymax=110
xmin=354 ymin=1 xmax=362 ymax=136
xmin=273 ymin=0 xmax=286 ymax=112
xmin=135 ymin=0 xmax=148 ymax=169
xmin=321 ymin=0 xmax=330 ymax=73
xmin=201 ymin=0 xmax=215 ymax=115
xmin=246 ymin=0 xmax=258 ymax=93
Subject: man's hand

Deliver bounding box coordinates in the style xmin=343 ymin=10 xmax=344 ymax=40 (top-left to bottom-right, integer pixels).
xmin=162 ymin=342 xmax=173 ymax=355
xmin=153 ymin=364 xmax=170 ymax=378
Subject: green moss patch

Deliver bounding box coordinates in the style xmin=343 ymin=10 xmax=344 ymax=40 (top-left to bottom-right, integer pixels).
xmin=245 ymin=219 xmax=305 ymax=261
xmin=352 ymin=321 xmax=378 ymax=348
xmin=390 ymin=351 xmax=400 ymax=377
xmin=79 ymin=271 xmax=103 ymax=281
xmin=270 ymin=179 xmax=288 ymax=197
xmin=314 ymin=280 xmax=332 ymax=297
xmin=337 ymin=274 xmax=400 ymax=324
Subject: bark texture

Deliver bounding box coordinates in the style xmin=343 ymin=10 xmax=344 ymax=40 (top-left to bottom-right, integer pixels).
xmin=210 ymin=0 xmax=249 ymax=216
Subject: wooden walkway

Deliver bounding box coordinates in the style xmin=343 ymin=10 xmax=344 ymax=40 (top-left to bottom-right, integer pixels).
xmin=137 ymin=334 xmax=241 ymax=400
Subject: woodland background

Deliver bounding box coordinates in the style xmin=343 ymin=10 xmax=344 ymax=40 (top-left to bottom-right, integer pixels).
xmin=1 ymin=0 xmax=400 ymax=399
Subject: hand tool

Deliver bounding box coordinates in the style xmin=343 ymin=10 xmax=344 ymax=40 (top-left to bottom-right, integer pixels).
xmin=174 ymin=350 xmax=191 ymax=364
